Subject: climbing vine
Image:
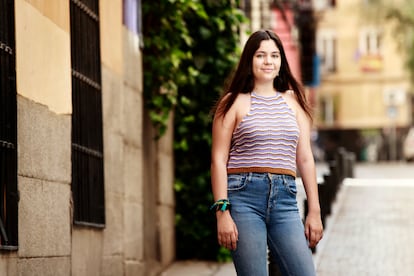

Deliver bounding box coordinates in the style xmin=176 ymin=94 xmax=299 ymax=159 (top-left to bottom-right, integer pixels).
xmin=142 ymin=0 xmax=247 ymax=260
xmin=142 ymin=0 xmax=206 ymax=137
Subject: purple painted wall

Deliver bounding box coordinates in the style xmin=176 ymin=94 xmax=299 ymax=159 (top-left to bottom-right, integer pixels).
xmin=123 ymin=0 xmax=139 ymax=34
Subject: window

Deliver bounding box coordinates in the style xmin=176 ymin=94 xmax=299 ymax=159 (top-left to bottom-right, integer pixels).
xmin=70 ymin=0 xmax=105 ymax=227
xmin=320 ymin=95 xmax=336 ymax=125
xmin=358 ymin=27 xmax=383 ymax=72
xmin=317 ymin=29 xmax=336 ymax=73
xmin=359 ymin=27 xmax=382 ymax=56
xmin=0 ymin=0 xmax=18 ymax=250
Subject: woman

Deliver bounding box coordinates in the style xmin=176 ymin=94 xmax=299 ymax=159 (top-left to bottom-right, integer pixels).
xmin=210 ymin=29 xmax=323 ymax=276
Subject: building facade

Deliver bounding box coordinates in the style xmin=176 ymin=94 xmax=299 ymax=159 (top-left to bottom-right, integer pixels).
xmin=315 ymin=0 xmax=412 ymax=160
xmin=241 ymin=0 xmax=303 ymax=82
xmin=0 ymin=1 xmax=175 ymax=275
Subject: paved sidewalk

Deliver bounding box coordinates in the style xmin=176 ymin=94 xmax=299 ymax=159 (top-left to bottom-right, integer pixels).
xmin=316 ymin=178 xmax=414 ymax=275
xmin=160 ymin=261 xmax=236 ymax=276
xmin=161 ymin=164 xmax=414 ymax=275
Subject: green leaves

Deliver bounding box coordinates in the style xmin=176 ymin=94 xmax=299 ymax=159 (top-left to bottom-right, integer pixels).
xmin=364 ymin=0 xmax=414 ymax=85
xmin=143 ymin=0 xmax=247 ymax=260
xmin=385 ymin=1 xmax=414 ymax=84
xmin=143 ymin=1 xmax=200 ymax=137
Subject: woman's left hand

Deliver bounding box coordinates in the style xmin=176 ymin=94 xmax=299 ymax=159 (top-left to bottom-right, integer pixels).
xmin=304 ymin=211 xmax=323 ymax=249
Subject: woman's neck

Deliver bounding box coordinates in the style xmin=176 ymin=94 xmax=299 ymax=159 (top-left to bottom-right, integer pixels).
xmin=253 ymin=83 xmax=277 ymax=97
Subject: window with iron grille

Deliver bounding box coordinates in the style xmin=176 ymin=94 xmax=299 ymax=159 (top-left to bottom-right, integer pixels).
xmin=0 ymin=0 xmax=18 ymax=250
xmin=70 ymin=0 xmax=105 ymax=227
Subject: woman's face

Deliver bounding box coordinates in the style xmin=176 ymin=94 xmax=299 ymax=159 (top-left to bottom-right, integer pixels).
xmin=252 ymin=39 xmax=281 ymax=83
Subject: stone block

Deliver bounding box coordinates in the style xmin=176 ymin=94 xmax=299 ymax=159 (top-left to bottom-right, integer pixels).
xmin=17 ymin=96 xmax=71 ymax=183
xmin=102 ymin=66 xmax=123 ymax=134
xmin=122 ymin=85 xmax=143 ymax=147
xmin=0 ymin=255 xmax=18 ymax=276
xmin=157 ymin=115 xmax=174 ymax=155
xmin=125 ymin=260 xmax=146 ymax=276
xmin=123 ymin=145 xmax=143 ymax=203
xmin=71 ymin=228 xmax=104 ymax=276
xmin=103 ymin=131 xmax=124 ymax=195
xmin=18 ymin=257 xmax=70 ymax=276
xmin=18 ymin=177 xmax=71 ymax=257
xmin=123 ymin=202 xmax=143 ymax=260
xmin=158 ymin=205 xmax=175 ymax=266
xmin=103 ymin=192 xmax=124 ymax=256
xmin=123 ymin=27 xmax=143 ymax=91
xmin=157 ymin=116 xmax=174 ymax=206
xmin=158 ymin=152 xmax=174 ymax=206
xmin=101 ymin=255 xmax=124 ymax=276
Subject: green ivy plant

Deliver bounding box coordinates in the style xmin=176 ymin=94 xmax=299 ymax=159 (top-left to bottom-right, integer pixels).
xmin=142 ymin=0 xmax=247 ymax=260
xmin=142 ymin=0 xmax=207 ymax=137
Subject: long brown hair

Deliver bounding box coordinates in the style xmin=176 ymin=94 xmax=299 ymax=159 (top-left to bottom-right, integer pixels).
xmin=212 ymin=29 xmax=312 ymax=120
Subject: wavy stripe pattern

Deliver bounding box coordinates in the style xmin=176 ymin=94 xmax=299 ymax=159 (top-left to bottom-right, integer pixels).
xmin=227 ymin=92 xmax=299 ymax=176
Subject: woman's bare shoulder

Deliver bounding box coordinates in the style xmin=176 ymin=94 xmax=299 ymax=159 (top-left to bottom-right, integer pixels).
xmin=224 ymin=92 xmax=249 ymax=105
xmin=284 ymin=89 xmax=297 ymax=99
xmin=216 ymin=92 xmax=250 ymax=118
xmin=236 ymin=92 xmax=250 ymax=101
xmin=232 ymin=92 xmax=251 ymax=120
xmin=281 ymin=89 xmax=297 ymax=100
xmin=281 ymin=90 xmax=300 ymax=113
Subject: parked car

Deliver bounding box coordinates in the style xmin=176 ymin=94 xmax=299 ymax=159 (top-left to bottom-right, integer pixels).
xmin=403 ymin=127 xmax=414 ymax=161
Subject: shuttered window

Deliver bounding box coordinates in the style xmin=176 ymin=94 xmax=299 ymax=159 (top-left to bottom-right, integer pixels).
xmin=70 ymin=0 xmax=105 ymax=227
xmin=0 ymin=0 xmax=18 ymax=250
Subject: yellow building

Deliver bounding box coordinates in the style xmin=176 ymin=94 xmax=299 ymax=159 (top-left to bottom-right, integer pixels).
xmin=314 ymin=0 xmax=412 ymax=160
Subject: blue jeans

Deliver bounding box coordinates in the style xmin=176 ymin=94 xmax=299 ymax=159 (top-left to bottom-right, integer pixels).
xmin=228 ymin=173 xmax=316 ymax=276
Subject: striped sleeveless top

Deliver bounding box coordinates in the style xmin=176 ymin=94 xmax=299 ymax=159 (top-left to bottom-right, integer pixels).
xmin=227 ymin=92 xmax=299 ymax=177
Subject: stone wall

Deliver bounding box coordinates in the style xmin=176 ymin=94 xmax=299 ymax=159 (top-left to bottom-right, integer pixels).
xmin=0 ymin=1 xmax=176 ymax=275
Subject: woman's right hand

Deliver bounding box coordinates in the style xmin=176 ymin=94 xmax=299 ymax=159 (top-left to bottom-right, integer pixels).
xmin=216 ymin=211 xmax=238 ymax=250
